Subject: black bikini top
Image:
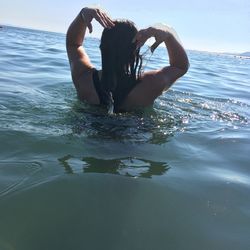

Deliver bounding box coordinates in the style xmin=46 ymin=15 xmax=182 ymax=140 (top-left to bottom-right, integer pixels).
xmin=92 ymin=68 xmax=138 ymax=112
xmin=92 ymin=68 xmax=106 ymax=105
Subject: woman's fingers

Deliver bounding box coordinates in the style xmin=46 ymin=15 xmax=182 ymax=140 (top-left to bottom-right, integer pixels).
xmin=134 ymin=29 xmax=145 ymax=41
xmin=82 ymin=8 xmax=114 ymax=33
xmin=103 ymin=13 xmax=115 ymax=27
xmin=87 ymin=22 xmax=93 ymax=33
xmin=99 ymin=13 xmax=113 ymax=28
xmin=105 ymin=14 xmax=115 ymax=25
xmin=134 ymin=29 xmax=150 ymax=48
xmin=150 ymin=40 xmax=161 ymax=53
xmin=94 ymin=9 xmax=114 ymax=29
xmin=95 ymin=13 xmax=108 ymax=28
xmin=98 ymin=9 xmax=114 ymax=27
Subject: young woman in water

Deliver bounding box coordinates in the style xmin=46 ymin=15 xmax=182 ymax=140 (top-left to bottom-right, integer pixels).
xmin=66 ymin=7 xmax=189 ymax=113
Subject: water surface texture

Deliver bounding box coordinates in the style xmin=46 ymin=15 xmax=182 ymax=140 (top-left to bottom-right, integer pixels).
xmin=0 ymin=26 xmax=249 ymax=250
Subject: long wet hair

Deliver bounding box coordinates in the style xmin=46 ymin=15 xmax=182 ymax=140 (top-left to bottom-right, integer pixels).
xmin=99 ymin=20 xmax=142 ymax=113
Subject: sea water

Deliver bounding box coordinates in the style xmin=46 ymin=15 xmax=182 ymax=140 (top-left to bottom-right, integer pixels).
xmin=0 ymin=26 xmax=249 ymax=250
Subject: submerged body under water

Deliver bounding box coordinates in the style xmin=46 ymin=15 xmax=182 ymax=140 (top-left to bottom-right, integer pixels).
xmin=0 ymin=26 xmax=249 ymax=250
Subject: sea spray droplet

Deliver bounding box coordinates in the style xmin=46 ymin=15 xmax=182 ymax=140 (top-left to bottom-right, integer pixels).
xmin=182 ymin=117 xmax=189 ymax=124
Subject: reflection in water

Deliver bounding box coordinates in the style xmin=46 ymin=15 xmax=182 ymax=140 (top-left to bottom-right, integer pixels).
xmin=59 ymin=155 xmax=170 ymax=178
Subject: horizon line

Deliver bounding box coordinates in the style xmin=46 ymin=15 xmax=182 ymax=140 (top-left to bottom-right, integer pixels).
xmin=1 ymin=23 xmax=249 ymax=55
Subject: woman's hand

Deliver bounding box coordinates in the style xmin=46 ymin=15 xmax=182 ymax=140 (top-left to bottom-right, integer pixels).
xmin=81 ymin=7 xmax=115 ymax=33
xmin=135 ymin=27 xmax=171 ymax=52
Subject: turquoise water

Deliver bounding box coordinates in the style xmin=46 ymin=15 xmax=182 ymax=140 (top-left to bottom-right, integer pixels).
xmin=0 ymin=26 xmax=250 ymax=250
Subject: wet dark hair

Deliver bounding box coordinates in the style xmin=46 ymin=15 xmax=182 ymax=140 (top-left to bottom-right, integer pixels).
xmin=99 ymin=20 xmax=142 ymax=113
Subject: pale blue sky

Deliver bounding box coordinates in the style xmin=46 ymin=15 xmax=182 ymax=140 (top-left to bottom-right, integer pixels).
xmin=1 ymin=0 xmax=249 ymax=53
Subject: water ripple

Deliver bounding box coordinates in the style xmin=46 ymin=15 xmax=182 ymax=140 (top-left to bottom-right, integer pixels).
xmin=0 ymin=161 xmax=42 ymax=197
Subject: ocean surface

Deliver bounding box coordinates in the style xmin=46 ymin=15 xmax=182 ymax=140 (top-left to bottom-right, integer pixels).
xmin=0 ymin=26 xmax=249 ymax=250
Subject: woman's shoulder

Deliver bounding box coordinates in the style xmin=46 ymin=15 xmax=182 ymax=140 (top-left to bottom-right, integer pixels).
xmin=123 ymin=66 xmax=185 ymax=109
xmin=121 ymin=71 xmax=160 ymax=109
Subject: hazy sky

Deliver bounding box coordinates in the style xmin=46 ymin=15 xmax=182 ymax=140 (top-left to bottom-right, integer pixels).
xmin=1 ymin=0 xmax=249 ymax=53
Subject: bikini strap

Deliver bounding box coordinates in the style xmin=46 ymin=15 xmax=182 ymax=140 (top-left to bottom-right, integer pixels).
xmin=92 ymin=68 xmax=105 ymax=105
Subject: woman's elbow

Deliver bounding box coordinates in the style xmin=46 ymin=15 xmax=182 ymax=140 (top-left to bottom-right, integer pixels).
xmin=178 ymin=60 xmax=189 ymax=76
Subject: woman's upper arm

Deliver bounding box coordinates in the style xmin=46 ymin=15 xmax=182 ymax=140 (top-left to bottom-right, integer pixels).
xmin=125 ymin=66 xmax=187 ymax=107
xmin=143 ymin=66 xmax=186 ymax=97
xmin=66 ymin=45 xmax=94 ymax=82
xmin=66 ymin=10 xmax=94 ymax=82
xmin=66 ymin=7 xmax=114 ymax=83
xmin=154 ymin=65 xmax=187 ymax=92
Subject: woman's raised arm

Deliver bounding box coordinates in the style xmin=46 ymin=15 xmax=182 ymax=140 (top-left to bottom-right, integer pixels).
xmin=133 ymin=26 xmax=189 ymax=98
xmin=66 ymin=8 xmax=114 ymax=82
xmin=136 ymin=27 xmax=189 ymax=74
xmin=123 ymin=26 xmax=189 ymax=106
